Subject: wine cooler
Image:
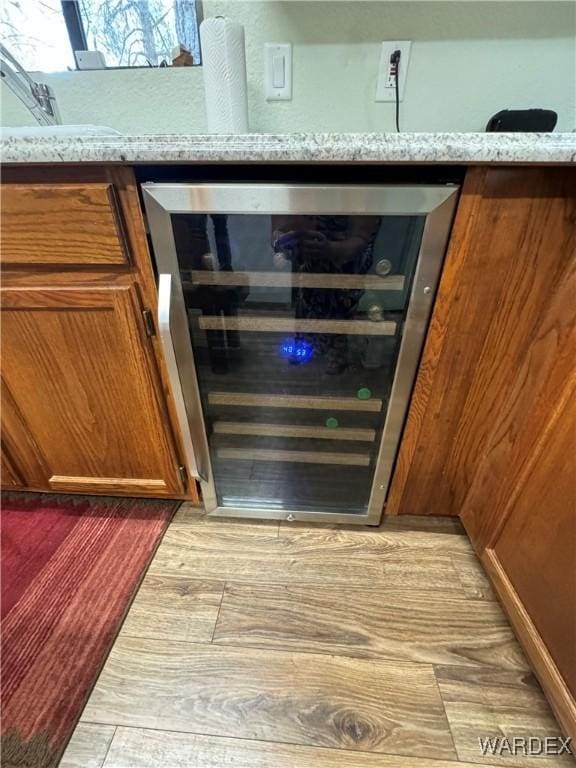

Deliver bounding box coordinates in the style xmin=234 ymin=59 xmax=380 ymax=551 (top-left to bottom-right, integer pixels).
xmin=142 ymin=182 xmax=459 ymax=524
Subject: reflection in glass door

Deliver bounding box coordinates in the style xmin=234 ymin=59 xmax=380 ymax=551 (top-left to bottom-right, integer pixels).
xmin=143 ymin=184 xmax=459 ymax=524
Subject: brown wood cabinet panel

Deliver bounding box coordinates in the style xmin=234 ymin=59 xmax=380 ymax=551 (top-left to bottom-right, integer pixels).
xmin=0 ymin=183 xmax=129 ymax=266
xmin=0 ymin=283 xmax=183 ymax=495
xmin=387 ymin=167 xmax=576 ymax=526
xmin=1 ymin=382 xmax=48 ymax=489
xmin=1 ymin=448 xmax=24 ymax=489
xmin=491 ymin=388 xmax=576 ymax=699
xmin=481 ymin=383 xmax=576 ymax=740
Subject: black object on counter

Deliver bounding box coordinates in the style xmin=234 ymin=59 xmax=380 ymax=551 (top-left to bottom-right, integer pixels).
xmin=486 ymin=109 xmax=558 ymax=132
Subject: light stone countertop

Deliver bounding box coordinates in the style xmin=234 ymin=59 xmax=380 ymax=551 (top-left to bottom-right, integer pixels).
xmin=1 ymin=131 xmax=574 ymax=165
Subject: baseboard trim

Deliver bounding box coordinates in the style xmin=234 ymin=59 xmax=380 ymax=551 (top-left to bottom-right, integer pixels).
xmin=483 ymin=548 xmax=576 ymax=742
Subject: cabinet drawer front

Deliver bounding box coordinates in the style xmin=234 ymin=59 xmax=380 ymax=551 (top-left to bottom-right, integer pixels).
xmin=1 ymin=183 xmax=129 ymax=266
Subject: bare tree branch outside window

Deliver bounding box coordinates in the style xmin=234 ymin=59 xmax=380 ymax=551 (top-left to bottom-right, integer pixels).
xmin=0 ymin=0 xmax=201 ymax=71
xmin=78 ymin=0 xmax=201 ymax=67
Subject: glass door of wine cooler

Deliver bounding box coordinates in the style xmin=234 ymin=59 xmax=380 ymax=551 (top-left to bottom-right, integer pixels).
xmin=143 ymin=183 xmax=458 ymax=524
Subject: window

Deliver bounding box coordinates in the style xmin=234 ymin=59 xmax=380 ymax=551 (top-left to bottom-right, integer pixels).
xmin=0 ymin=0 xmax=202 ymax=73
xmin=1 ymin=1 xmax=74 ymax=72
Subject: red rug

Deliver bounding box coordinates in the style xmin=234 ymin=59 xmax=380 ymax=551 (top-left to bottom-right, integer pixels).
xmin=1 ymin=492 xmax=178 ymax=768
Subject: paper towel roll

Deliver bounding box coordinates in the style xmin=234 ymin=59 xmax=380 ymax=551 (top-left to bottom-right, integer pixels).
xmin=200 ymin=17 xmax=249 ymax=134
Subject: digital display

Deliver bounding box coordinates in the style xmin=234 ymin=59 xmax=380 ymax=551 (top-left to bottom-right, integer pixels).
xmin=279 ymin=338 xmax=313 ymax=362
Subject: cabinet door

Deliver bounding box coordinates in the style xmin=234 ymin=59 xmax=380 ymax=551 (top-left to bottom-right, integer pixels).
xmin=1 ymin=284 xmax=183 ymax=495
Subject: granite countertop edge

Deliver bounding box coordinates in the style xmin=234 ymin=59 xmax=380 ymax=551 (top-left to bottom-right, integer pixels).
xmin=1 ymin=132 xmax=575 ymax=164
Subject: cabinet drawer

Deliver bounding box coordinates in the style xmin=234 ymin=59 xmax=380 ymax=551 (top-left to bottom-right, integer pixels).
xmin=0 ymin=183 xmax=130 ymax=266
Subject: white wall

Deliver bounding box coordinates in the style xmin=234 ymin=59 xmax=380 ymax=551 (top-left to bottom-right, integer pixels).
xmin=2 ymin=1 xmax=574 ymax=133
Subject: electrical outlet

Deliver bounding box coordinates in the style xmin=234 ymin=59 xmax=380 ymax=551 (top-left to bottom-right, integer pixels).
xmin=376 ymin=41 xmax=412 ymax=102
xmin=386 ymin=66 xmax=398 ymax=89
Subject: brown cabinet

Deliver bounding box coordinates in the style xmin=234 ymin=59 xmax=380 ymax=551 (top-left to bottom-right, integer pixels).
xmin=387 ymin=166 xmax=576 ymax=740
xmin=0 ymin=167 xmax=199 ymax=501
xmin=387 ymin=167 xmax=576 ymax=525
xmin=1 ymin=284 xmax=183 ymax=495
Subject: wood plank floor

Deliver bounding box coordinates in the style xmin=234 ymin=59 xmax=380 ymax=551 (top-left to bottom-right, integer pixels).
xmin=63 ymin=506 xmax=571 ymax=768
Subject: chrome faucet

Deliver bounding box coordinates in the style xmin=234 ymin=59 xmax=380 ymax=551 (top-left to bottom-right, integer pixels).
xmin=0 ymin=42 xmax=61 ymax=126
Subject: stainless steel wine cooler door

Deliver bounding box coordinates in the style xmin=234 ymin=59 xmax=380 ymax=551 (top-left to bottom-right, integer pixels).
xmin=143 ymin=183 xmax=459 ymax=525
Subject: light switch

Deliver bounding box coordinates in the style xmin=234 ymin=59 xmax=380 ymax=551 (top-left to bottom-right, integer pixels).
xmin=272 ymin=54 xmax=285 ymax=89
xmin=265 ymin=43 xmax=292 ymax=101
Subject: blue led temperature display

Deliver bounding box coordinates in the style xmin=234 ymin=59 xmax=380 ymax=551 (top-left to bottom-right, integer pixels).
xmin=279 ymin=338 xmax=313 ymax=362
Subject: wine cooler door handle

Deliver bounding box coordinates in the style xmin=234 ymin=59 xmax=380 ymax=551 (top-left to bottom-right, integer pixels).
xmin=157 ymin=272 xmax=202 ymax=482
